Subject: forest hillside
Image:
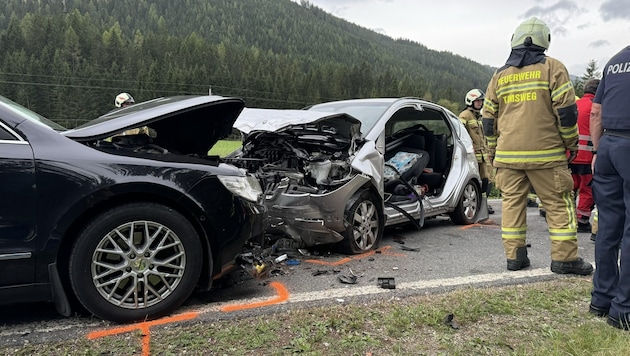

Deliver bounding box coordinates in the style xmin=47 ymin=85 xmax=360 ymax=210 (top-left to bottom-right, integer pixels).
xmin=0 ymin=0 xmax=495 ymax=127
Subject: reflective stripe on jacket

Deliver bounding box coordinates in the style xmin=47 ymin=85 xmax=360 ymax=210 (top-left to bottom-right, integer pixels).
xmin=482 ymin=56 xmax=578 ymax=169
xmin=573 ymin=93 xmax=595 ymax=165
xmin=459 ymin=108 xmax=488 ymax=163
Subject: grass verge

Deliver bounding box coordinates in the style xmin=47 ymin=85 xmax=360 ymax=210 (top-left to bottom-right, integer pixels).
xmin=5 ymin=277 xmax=630 ymax=355
xmin=208 ymin=140 xmax=241 ymax=157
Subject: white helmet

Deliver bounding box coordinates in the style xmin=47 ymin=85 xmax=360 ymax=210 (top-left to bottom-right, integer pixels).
xmin=465 ymin=89 xmax=485 ymax=106
xmin=115 ymin=92 xmax=135 ymax=108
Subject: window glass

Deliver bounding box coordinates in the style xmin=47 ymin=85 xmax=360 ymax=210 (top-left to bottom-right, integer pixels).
xmin=0 ymin=123 xmax=18 ymax=141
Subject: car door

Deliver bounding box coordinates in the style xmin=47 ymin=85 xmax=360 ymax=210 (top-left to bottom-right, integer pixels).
xmin=0 ymin=121 xmax=37 ymax=286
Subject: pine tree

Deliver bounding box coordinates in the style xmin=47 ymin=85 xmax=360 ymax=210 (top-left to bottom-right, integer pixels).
xmin=574 ymin=60 xmax=601 ymax=97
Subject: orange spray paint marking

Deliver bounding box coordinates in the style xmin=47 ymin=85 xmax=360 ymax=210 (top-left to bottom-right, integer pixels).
xmin=305 ymin=245 xmax=404 ymax=266
xmin=220 ymin=281 xmax=289 ymax=312
xmin=87 ymin=312 xmax=198 ymax=356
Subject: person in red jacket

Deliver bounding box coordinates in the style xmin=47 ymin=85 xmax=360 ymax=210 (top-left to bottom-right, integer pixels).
xmin=571 ymin=78 xmax=600 ymax=232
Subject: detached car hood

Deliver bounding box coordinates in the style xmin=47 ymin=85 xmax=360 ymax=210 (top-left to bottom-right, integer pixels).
xmin=63 ymin=95 xmax=244 ymax=156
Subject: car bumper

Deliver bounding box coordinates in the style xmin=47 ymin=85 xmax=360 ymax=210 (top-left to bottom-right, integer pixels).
xmin=264 ymin=174 xmax=372 ymax=246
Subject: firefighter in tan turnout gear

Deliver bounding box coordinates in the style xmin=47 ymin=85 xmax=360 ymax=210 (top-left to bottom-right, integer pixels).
xmin=482 ymin=17 xmax=593 ymax=275
xmin=459 ymin=89 xmax=494 ymax=214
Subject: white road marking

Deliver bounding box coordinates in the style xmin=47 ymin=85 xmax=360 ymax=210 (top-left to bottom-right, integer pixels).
xmin=0 ymin=322 xmax=102 ymax=338
xmin=0 ymin=267 xmax=584 ymax=338
xmin=195 ymin=267 xmax=558 ymax=313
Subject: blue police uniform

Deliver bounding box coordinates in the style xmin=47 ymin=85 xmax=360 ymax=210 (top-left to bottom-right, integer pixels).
xmin=591 ymin=45 xmax=630 ymax=328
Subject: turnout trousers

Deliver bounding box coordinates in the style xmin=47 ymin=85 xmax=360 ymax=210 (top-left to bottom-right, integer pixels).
xmin=495 ymin=166 xmax=578 ymax=261
xmin=591 ymin=134 xmax=630 ymax=319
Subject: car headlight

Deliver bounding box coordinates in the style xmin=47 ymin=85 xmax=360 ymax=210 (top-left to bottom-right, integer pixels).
xmin=218 ymin=175 xmax=263 ymax=202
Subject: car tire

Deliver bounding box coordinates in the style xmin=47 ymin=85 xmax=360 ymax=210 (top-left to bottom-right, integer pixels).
xmin=340 ymin=190 xmax=384 ymax=254
xmin=449 ymin=180 xmax=480 ymax=225
xmin=68 ymin=203 xmax=203 ymax=323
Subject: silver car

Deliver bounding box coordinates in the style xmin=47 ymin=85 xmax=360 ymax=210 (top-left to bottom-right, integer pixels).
xmin=232 ymin=98 xmax=488 ymax=254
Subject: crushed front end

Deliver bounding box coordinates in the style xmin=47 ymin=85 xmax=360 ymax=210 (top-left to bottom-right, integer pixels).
xmin=231 ymin=109 xmax=368 ymax=248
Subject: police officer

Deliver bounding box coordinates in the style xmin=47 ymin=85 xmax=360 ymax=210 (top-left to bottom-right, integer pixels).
xmin=459 ymin=89 xmax=494 ymax=214
xmin=482 ymin=17 xmax=593 ymax=275
xmin=589 ymin=45 xmax=630 ymax=329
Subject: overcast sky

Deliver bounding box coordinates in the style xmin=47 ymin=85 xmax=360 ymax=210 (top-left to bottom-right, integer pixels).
xmin=297 ymin=0 xmax=630 ymax=76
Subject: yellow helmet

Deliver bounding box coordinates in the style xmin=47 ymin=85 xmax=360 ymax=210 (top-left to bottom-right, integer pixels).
xmin=511 ymin=17 xmax=551 ymax=49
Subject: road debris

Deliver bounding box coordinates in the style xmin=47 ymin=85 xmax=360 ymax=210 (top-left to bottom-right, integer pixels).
xmin=443 ymin=313 xmax=459 ymax=329
xmin=377 ymin=277 xmax=396 ymax=289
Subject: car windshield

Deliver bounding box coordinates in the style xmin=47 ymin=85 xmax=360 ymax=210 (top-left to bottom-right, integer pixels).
xmin=308 ymin=101 xmax=391 ymax=136
xmin=0 ymin=95 xmax=66 ymax=131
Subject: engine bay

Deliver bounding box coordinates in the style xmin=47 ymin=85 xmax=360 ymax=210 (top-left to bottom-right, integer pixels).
xmin=235 ymin=127 xmax=360 ymax=194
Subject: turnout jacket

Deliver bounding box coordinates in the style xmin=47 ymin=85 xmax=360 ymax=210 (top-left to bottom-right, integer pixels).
xmin=482 ymin=55 xmax=578 ymax=169
xmin=459 ymin=107 xmax=488 ymax=163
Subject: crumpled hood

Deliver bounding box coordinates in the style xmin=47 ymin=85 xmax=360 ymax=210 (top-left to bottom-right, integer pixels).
xmin=234 ymin=108 xmax=361 ymax=138
xmin=63 ymin=95 xmax=245 ymax=156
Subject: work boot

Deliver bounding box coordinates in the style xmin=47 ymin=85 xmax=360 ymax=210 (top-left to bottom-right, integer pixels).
xmin=590 ymin=233 xmax=597 ymax=242
xmin=589 ymin=304 xmax=609 ymax=318
xmin=608 ymin=315 xmax=630 ymax=330
xmin=487 ymin=205 xmax=495 ymax=214
xmin=550 ymin=257 xmax=593 ymax=275
xmin=507 ymin=246 xmax=530 ymax=271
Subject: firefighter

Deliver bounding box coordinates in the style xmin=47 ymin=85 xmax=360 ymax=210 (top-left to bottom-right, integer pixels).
xmin=459 ymin=89 xmax=494 ymax=214
xmin=572 ymin=80 xmax=600 ymax=232
xmin=115 ymin=92 xmax=135 ymax=108
xmin=113 ymin=92 xmax=152 ymax=136
xmin=482 ymin=17 xmax=592 ymax=275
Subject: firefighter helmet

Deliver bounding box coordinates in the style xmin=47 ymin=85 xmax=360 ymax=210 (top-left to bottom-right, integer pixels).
xmin=465 ymin=89 xmax=485 ymax=107
xmin=511 ymin=17 xmax=551 ymax=49
xmin=115 ymin=92 xmax=135 ymax=108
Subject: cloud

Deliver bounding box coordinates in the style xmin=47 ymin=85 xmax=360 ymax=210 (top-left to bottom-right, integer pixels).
xmin=600 ymin=0 xmax=630 ymax=21
xmin=520 ymin=0 xmax=583 ymax=36
xmin=576 ymin=22 xmax=592 ymax=30
xmin=554 ymin=26 xmax=568 ymax=37
xmin=589 ymin=39 xmax=610 ymax=48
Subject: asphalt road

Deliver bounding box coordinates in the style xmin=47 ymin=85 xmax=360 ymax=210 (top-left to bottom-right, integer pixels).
xmin=0 ymin=199 xmax=596 ymax=348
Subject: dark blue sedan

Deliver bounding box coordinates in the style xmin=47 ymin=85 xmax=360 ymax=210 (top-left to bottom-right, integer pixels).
xmin=0 ymin=95 xmax=266 ymax=323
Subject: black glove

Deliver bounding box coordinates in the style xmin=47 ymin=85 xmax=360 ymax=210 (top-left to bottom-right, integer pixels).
xmin=568 ymin=150 xmax=577 ymax=163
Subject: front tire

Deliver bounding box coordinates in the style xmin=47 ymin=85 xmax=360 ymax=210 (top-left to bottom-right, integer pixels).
xmin=449 ymin=180 xmax=480 ymax=225
xmin=340 ymin=190 xmax=384 ymax=254
xmin=69 ymin=203 xmax=203 ymax=323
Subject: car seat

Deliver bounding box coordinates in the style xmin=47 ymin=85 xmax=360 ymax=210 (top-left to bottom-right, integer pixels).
xmin=384 ymin=134 xmax=429 ymax=196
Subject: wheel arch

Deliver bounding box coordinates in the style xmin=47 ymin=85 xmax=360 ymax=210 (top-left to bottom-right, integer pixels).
xmin=449 ymin=177 xmax=483 ymax=225
xmin=345 ymin=182 xmax=383 ymax=211
xmin=340 ymin=183 xmax=385 ymax=254
xmin=54 ymin=185 xmax=215 ymax=307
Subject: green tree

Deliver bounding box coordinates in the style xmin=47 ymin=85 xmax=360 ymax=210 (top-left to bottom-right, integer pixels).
xmin=574 ymin=59 xmax=601 ymax=97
